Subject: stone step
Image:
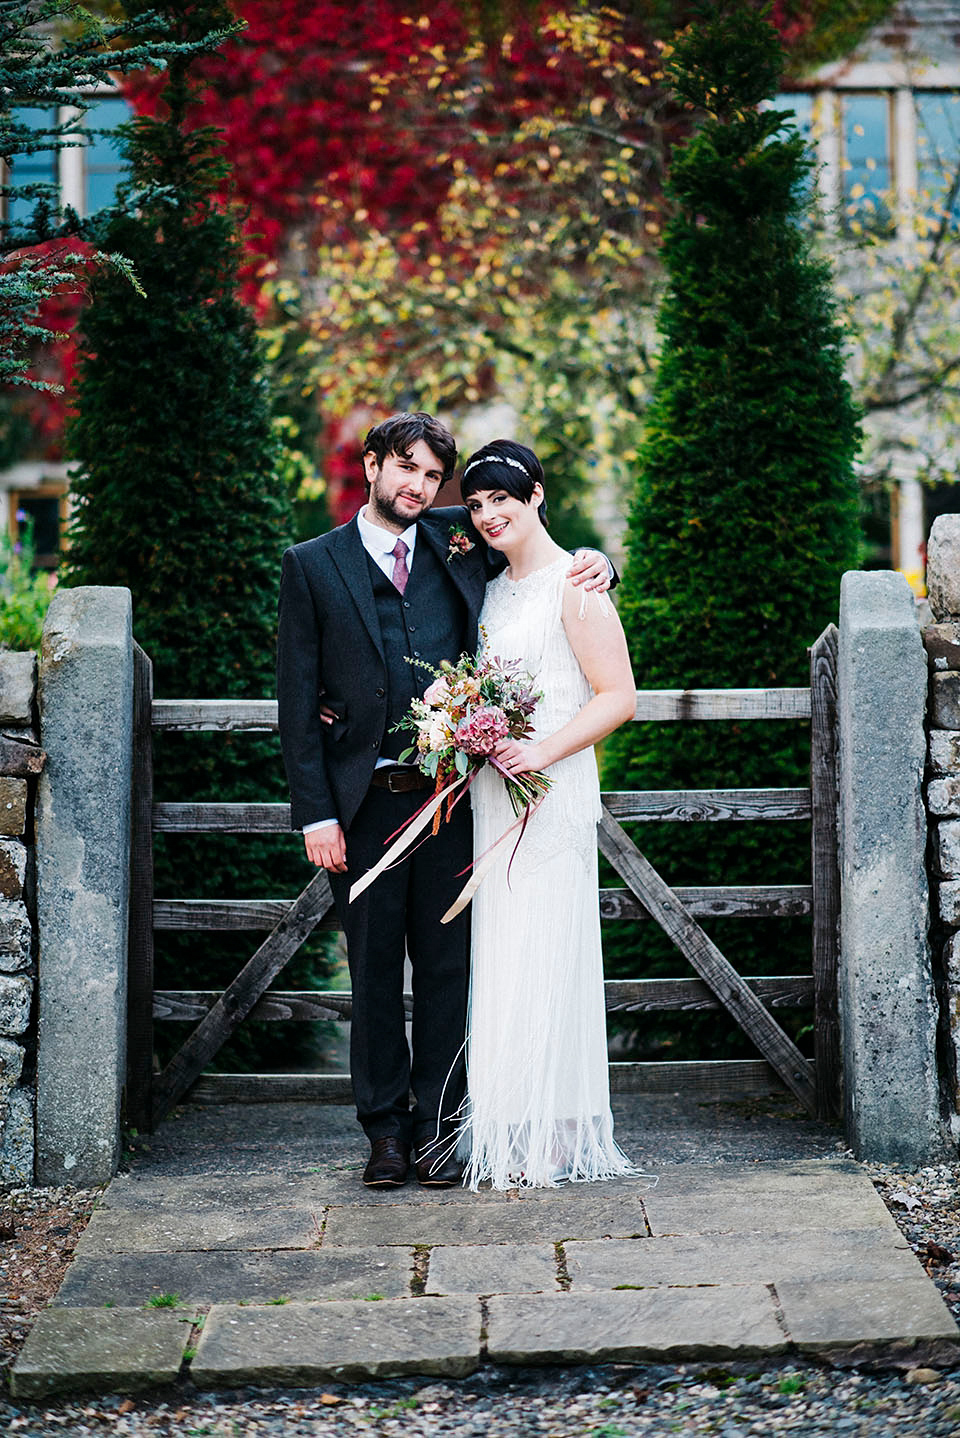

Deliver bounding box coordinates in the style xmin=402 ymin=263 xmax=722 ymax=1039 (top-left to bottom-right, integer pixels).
xmin=10 ymin=1307 xmax=190 ymax=1400
xmin=55 ymin=1246 xmax=414 ymax=1309
xmin=15 ymin=1268 xmax=960 ymax=1398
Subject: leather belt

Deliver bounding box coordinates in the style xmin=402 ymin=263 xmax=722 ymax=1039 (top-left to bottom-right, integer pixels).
xmin=370 ymin=766 xmax=433 ymax=793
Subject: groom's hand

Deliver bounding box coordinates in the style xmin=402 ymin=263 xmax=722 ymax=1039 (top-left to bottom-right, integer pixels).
xmin=305 ymin=822 xmax=347 ymax=872
xmin=568 ymin=550 xmax=612 ymax=593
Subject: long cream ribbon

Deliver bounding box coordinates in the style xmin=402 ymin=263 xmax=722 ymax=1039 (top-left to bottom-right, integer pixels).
xmin=441 ymin=796 xmax=545 ymax=924
xmin=348 ymin=772 xmax=468 ymax=905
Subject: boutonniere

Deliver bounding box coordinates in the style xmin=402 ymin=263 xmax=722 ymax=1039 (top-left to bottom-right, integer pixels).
xmin=447 ymin=525 xmax=475 ymax=563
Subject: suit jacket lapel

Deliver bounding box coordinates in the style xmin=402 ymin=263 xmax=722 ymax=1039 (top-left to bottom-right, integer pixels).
xmin=418 ymin=514 xmax=487 ymax=618
xmin=328 ymin=518 xmax=384 ymax=659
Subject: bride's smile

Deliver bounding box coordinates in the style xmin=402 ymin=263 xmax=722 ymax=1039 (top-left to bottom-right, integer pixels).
xmin=465 ymin=483 xmax=557 ymax=576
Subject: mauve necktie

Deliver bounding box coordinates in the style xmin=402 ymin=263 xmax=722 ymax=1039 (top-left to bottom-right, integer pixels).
xmin=391 ymin=537 xmax=409 ymax=595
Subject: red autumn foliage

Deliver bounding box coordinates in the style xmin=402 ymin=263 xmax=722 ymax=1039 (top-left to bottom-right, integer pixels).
xmin=12 ymin=1 xmax=853 ymax=466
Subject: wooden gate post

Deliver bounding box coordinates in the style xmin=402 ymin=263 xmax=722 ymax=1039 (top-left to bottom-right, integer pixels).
xmin=126 ymin=643 xmax=155 ymax=1132
xmin=810 ymin=625 xmax=842 ymax=1121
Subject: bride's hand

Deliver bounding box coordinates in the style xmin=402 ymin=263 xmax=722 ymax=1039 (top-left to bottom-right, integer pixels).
xmin=494 ymin=738 xmax=547 ymax=775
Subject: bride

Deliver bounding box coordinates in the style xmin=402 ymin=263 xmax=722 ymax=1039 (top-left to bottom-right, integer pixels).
xmin=456 ymin=439 xmax=638 ymax=1189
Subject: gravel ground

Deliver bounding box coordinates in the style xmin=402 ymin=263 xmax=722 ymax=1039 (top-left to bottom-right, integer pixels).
xmin=2 ymin=1158 xmax=959 ymax=1433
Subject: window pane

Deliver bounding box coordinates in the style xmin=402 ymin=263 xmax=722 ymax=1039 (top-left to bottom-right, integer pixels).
xmin=5 ymin=107 xmax=59 ymax=227
xmin=843 ymin=93 xmax=893 ymax=234
xmin=771 ymin=92 xmax=816 ymax=210
xmin=915 ymin=91 xmax=960 ymax=225
xmin=777 ymin=91 xmax=814 ymax=139
xmin=80 ymin=94 xmax=132 ymax=214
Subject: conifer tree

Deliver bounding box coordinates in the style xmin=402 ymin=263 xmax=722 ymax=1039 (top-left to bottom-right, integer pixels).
xmin=0 ymin=0 xmax=225 ymax=389
xmin=66 ymin=1 xmax=317 ymax=1069
xmin=601 ymin=0 xmax=861 ymax=1058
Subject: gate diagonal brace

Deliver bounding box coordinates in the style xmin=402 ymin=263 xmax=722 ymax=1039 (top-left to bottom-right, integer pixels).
xmin=152 ymin=868 xmax=336 ymax=1122
xmin=597 ymin=807 xmax=817 ymax=1116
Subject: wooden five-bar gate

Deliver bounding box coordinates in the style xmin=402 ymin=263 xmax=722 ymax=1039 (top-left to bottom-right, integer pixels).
xmin=127 ymin=626 xmax=841 ymax=1132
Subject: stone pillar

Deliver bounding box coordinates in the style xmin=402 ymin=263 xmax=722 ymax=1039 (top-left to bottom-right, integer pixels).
xmin=35 ymin=587 xmax=133 ymax=1185
xmin=837 ymin=570 xmax=945 ymax=1163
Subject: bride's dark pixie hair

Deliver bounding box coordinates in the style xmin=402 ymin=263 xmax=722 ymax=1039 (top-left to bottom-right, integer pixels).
xmin=460 ymin=439 xmax=548 ymax=526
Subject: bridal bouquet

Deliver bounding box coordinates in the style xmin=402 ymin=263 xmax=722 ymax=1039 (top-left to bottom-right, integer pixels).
xmin=349 ymin=636 xmax=552 ymax=914
xmin=394 ymin=639 xmax=552 ymax=818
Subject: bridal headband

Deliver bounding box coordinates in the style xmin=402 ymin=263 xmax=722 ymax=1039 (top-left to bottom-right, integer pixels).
xmin=462 ymin=454 xmax=529 ymax=477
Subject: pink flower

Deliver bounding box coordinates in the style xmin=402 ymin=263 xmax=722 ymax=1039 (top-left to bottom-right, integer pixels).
xmin=423 ymin=677 xmax=448 ymax=706
xmin=455 ymin=705 xmax=509 ymax=755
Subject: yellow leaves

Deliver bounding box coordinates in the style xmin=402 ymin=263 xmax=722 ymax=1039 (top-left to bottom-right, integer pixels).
xmin=589 ymin=96 xmax=605 ymax=118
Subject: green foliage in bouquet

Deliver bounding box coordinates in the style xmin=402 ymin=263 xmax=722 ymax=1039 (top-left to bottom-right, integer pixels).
xmin=601 ymin=0 xmax=861 ymax=1062
xmin=65 ymin=1 xmax=329 ymax=1072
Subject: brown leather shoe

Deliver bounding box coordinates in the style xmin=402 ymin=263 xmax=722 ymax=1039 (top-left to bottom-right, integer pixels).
xmin=415 ymin=1145 xmax=463 ymax=1188
xmin=362 ymin=1136 xmax=410 ymax=1188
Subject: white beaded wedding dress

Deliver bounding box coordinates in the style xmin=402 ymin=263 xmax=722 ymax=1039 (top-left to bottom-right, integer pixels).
xmin=459 ymin=554 xmax=635 ymax=1189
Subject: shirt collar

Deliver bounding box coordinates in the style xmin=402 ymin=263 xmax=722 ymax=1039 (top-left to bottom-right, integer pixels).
xmin=356 ymin=506 xmax=418 ymax=557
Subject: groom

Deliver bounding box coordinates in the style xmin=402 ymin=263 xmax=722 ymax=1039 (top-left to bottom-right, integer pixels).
xmin=277 ymin=412 xmax=608 ymax=1188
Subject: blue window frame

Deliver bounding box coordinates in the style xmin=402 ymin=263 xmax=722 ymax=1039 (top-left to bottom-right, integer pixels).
xmin=4 ymin=94 xmax=131 ymax=225
xmin=5 ymin=106 xmax=58 ymax=227
xmin=842 ymin=93 xmax=893 ymax=234
xmin=80 ymin=95 xmax=132 ymax=214
xmin=915 ymin=91 xmax=960 ymax=227
xmin=777 ymin=91 xmax=814 ymax=139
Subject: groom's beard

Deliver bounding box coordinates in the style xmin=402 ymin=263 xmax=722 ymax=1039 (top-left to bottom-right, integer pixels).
xmin=368 ymin=490 xmax=431 ymax=529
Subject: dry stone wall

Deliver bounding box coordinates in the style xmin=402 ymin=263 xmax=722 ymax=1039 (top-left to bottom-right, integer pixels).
xmin=0 ymin=651 xmax=44 ymax=1184
xmin=924 ymin=514 xmax=960 ymax=1145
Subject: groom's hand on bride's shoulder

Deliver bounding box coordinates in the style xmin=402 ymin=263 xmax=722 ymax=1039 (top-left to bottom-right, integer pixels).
xmin=568 ymin=550 xmax=616 ymax=593
xmin=305 ymin=822 xmax=347 ymax=872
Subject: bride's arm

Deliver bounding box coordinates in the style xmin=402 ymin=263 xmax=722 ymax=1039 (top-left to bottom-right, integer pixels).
xmin=495 ymin=583 xmax=636 ymax=776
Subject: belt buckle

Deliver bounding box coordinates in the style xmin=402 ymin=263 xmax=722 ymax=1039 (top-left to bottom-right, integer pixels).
xmin=387 ymin=768 xmax=406 ymax=792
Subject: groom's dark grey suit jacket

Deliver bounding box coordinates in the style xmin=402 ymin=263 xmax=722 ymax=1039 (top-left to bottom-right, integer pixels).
xmin=277 ymin=505 xmax=499 ymax=833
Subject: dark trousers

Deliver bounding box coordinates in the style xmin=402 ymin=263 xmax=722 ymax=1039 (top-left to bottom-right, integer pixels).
xmin=328 ymin=782 xmax=472 ymax=1149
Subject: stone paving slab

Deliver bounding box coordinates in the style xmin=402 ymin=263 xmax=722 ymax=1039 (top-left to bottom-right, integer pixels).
xmin=486 ymin=1287 xmax=787 ymax=1364
xmin=10 ymin=1307 xmax=190 ymax=1399
xmin=55 ymin=1247 xmax=412 ymax=1307
xmin=74 ymin=1205 xmax=322 ymax=1256
xmin=322 ymin=1194 xmax=649 ymax=1247
xmin=26 ymin=1104 xmax=960 ymax=1392
xmin=101 ymin=1169 xmax=514 ymax=1211
xmin=190 ymin=1296 xmax=482 ymax=1386
xmin=565 ymin=1228 xmax=919 ymax=1290
xmin=426 ymin=1243 xmax=559 ymax=1296
xmin=629 ymin=1158 xmax=870 ymax=1196
xmin=643 ymin=1181 xmax=900 ymax=1237
xmin=777 ymin=1276 xmax=960 ymax=1350
xmin=126 ymin=1097 xmax=841 ymax=1177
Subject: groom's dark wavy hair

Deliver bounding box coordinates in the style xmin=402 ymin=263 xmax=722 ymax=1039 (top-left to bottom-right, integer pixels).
xmin=460 ymin=439 xmax=548 ymax=526
xmin=361 ymin=412 xmax=458 ymax=489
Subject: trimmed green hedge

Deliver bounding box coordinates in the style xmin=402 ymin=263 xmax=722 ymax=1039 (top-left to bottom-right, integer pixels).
xmin=67 ymin=19 xmax=328 ymax=1071
xmin=601 ymin=2 xmax=861 ymax=1060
